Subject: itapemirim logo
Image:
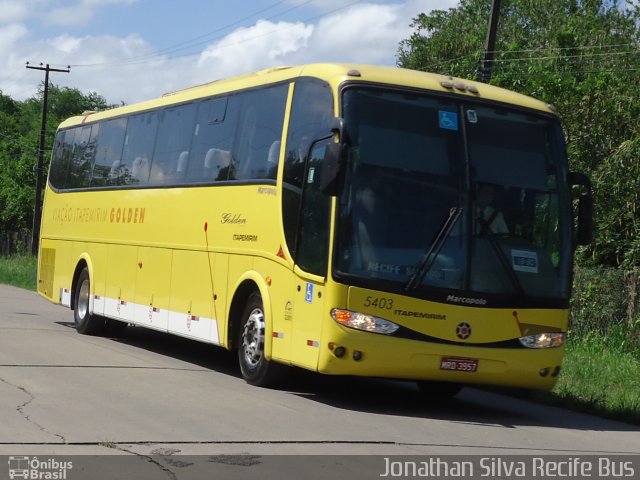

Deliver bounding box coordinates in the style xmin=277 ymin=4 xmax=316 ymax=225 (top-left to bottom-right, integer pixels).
xmin=8 ymin=456 xmax=73 ymax=480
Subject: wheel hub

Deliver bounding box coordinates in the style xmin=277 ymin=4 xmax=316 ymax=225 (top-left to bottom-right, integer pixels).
xmin=242 ymin=308 xmax=265 ymax=368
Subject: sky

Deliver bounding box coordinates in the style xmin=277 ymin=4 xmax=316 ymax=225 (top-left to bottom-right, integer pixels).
xmin=0 ymin=0 xmax=457 ymax=105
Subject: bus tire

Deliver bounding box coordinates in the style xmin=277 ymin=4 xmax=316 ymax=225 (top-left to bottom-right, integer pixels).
xmin=416 ymin=381 xmax=463 ymax=401
xmin=73 ymin=267 xmax=106 ymax=335
xmin=237 ymin=292 xmax=282 ymax=387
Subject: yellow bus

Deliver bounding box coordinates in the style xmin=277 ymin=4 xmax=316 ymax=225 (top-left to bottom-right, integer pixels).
xmin=38 ymin=64 xmax=592 ymax=395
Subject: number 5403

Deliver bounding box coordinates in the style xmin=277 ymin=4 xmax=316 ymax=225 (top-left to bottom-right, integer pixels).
xmin=364 ymin=296 xmax=394 ymax=310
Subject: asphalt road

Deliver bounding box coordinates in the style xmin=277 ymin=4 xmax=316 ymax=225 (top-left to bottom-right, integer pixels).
xmin=1 ymin=284 xmax=638 ymax=477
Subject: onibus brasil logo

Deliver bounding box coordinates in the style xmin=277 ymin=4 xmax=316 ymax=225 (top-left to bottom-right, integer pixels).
xmin=8 ymin=456 xmax=73 ymax=479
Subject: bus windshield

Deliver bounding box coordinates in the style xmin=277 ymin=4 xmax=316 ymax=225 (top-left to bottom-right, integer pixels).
xmin=335 ymin=87 xmax=573 ymax=303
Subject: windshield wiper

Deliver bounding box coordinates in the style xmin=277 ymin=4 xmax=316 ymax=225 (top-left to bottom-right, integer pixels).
xmin=483 ymin=233 xmax=526 ymax=297
xmin=404 ymin=207 xmax=463 ymax=292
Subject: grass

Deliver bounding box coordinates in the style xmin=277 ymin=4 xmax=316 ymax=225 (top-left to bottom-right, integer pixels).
xmin=547 ymin=332 xmax=640 ymax=424
xmin=1 ymin=254 xmax=638 ymax=423
xmin=0 ymin=254 xmax=37 ymax=290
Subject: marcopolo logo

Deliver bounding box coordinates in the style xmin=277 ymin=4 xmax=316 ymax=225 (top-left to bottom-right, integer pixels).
xmin=446 ymin=294 xmax=487 ymax=306
xmin=8 ymin=456 xmax=73 ymax=480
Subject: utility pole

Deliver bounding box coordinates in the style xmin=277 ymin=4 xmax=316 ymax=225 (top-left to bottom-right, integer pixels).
xmin=478 ymin=0 xmax=502 ymax=83
xmin=26 ymin=62 xmax=70 ymax=256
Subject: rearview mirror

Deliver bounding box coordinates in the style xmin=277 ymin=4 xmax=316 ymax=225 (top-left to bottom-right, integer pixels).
xmin=568 ymin=172 xmax=593 ymax=246
xmin=319 ymin=118 xmax=348 ymax=196
xmin=576 ymin=193 xmax=593 ymax=245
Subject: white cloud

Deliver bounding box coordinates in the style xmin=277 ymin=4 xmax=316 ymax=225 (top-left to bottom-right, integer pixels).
xmin=197 ymin=20 xmax=314 ymax=77
xmin=0 ymin=24 xmax=29 ymax=50
xmin=0 ymin=2 xmax=31 ymax=24
xmin=297 ymin=3 xmax=408 ymax=64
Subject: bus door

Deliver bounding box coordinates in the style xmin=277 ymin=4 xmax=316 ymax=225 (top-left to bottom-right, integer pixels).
xmin=290 ymin=140 xmax=332 ymax=369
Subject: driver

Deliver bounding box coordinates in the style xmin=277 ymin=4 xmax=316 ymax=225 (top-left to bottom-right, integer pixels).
xmin=475 ymin=183 xmax=509 ymax=235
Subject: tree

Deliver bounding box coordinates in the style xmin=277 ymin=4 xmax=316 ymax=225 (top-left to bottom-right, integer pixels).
xmin=398 ymin=0 xmax=640 ymax=267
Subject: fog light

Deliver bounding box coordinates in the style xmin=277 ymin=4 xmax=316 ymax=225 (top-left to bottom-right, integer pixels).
xmin=519 ymin=332 xmax=565 ymax=349
xmin=551 ymin=366 xmax=561 ymax=377
xmin=353 ymin=350 xmax=363 ymax=361
xmin=539 ymin=368 xmax=550 ymax=377
xmin=334 ymin=346 xmax=346 ymax=358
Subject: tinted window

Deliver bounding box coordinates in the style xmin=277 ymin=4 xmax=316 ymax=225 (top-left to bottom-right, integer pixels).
xmin=233 ymin=85 xmax=288 ymax=181
xmin=121 ymin=112 xmax=159 ymax=185
xmin=49 ymin=130 xmax=67 ymax=189
xmin=50 ymin=83 xmax=290 ymax=190
xmin=150 ymin=104 xmax=197 ymax=185
xmin=282 ymin=79 xmax=333 ymax=259
xmin=188 ymin=85 xmax=288 ymax=183
xmin=296 ymin=140 xmax=332 ymax=275
xmin=67 ymin=124 xmax=98 ymax=188
xmin=188 ymin=96 xmax=236 ymax=182
xmin=92 ymin=117 xmax=127 ymax=187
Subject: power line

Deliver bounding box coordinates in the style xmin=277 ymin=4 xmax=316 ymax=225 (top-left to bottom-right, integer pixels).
xmin=67 ymin=0 xmax=327 ymax=69
xmin=491 ymin=50 xmax=640 ymax=63
xmin=484 ymin=42 xmax=638 ymax=55
xmin=416 ymin=44 xmax=639 ymax=75
xmin=499 ymin=66 xmax=640 ymax=77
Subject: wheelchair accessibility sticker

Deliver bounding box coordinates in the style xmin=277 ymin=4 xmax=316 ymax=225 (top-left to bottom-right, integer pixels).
xmin=439 ymin=111 xmax=459 ymax=131
xmin=305 ymin=283 xmax=314 ymax=304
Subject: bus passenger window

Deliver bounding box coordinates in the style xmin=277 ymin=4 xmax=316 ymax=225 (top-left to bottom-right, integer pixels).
xmin=49 ymin=130 xmax=67 ymax=189
xmin=121 ymin=112 xmax=158 ymax=185
xmin=92 ymin=117 xmax=127 ymax=187
xmin=233 ymin=85 xmax=288 ymax=181
xmin=188 ymin=96 xmax=234 ymax=183
xmin=150 ymin=104 xmax=196 ymax=185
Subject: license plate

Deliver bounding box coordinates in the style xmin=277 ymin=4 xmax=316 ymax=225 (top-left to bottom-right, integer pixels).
xmin=440 ymin=357 xmax=479 ymax=372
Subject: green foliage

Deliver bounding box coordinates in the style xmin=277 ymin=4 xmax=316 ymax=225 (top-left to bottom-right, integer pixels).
xmin=570 ymin=267 xmax=640 ymax=353
xmin=551 ymin=332 xmax=640 ymax=424
xmin=593 ymin=137 xmax=640 ymax=267
xmin=398 ymin=0 xmax=640 ymax=268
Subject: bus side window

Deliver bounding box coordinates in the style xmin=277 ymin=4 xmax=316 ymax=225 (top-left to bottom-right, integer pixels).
xmin=92 ymin=117 xmax=127 ymax=187
xmin=282 ymin=78 xmax=333 ymax=260
xmin=150 ymin=103 xmax=196 ymax=185
xmin=65 ymin=124 xmax=98 ymax=189
xmin=188 ymin=96 xmax=234 ymax=183
xmin=49 ymin=130 xmax=68 ymax=189
xmin=121 ymin=112 xmax=158 ymax=186
xmin=233 ymin=85 xmax=288 ymax=181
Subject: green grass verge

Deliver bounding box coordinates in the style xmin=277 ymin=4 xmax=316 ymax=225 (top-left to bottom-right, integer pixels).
xmin=548 ymin=333 xmax=640 ymax=424
xmin=0 ymin=254 xmax=37 ymax=291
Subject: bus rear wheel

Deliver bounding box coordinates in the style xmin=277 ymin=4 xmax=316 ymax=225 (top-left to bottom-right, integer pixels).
xmin=237 ymin=292 xmax=282 ymax=387
xmin=73 ymin=267 xmax=106 ymax=335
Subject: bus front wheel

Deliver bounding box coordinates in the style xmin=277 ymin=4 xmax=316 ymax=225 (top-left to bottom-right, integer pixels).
xmin=73 ymin=267 xmax=106 ymax=335
xmin=237 ymin=292 xmax=281 ymax=387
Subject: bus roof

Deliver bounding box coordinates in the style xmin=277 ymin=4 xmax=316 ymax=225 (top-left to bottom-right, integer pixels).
xmin=58 ymin=63 xmax=555 ymax=129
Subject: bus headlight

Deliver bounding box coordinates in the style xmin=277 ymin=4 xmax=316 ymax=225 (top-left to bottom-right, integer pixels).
xmin=331 ymin=308 xmax=399 ymax=335
xmin=518 ymin=332 xmax=565 ymax=348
